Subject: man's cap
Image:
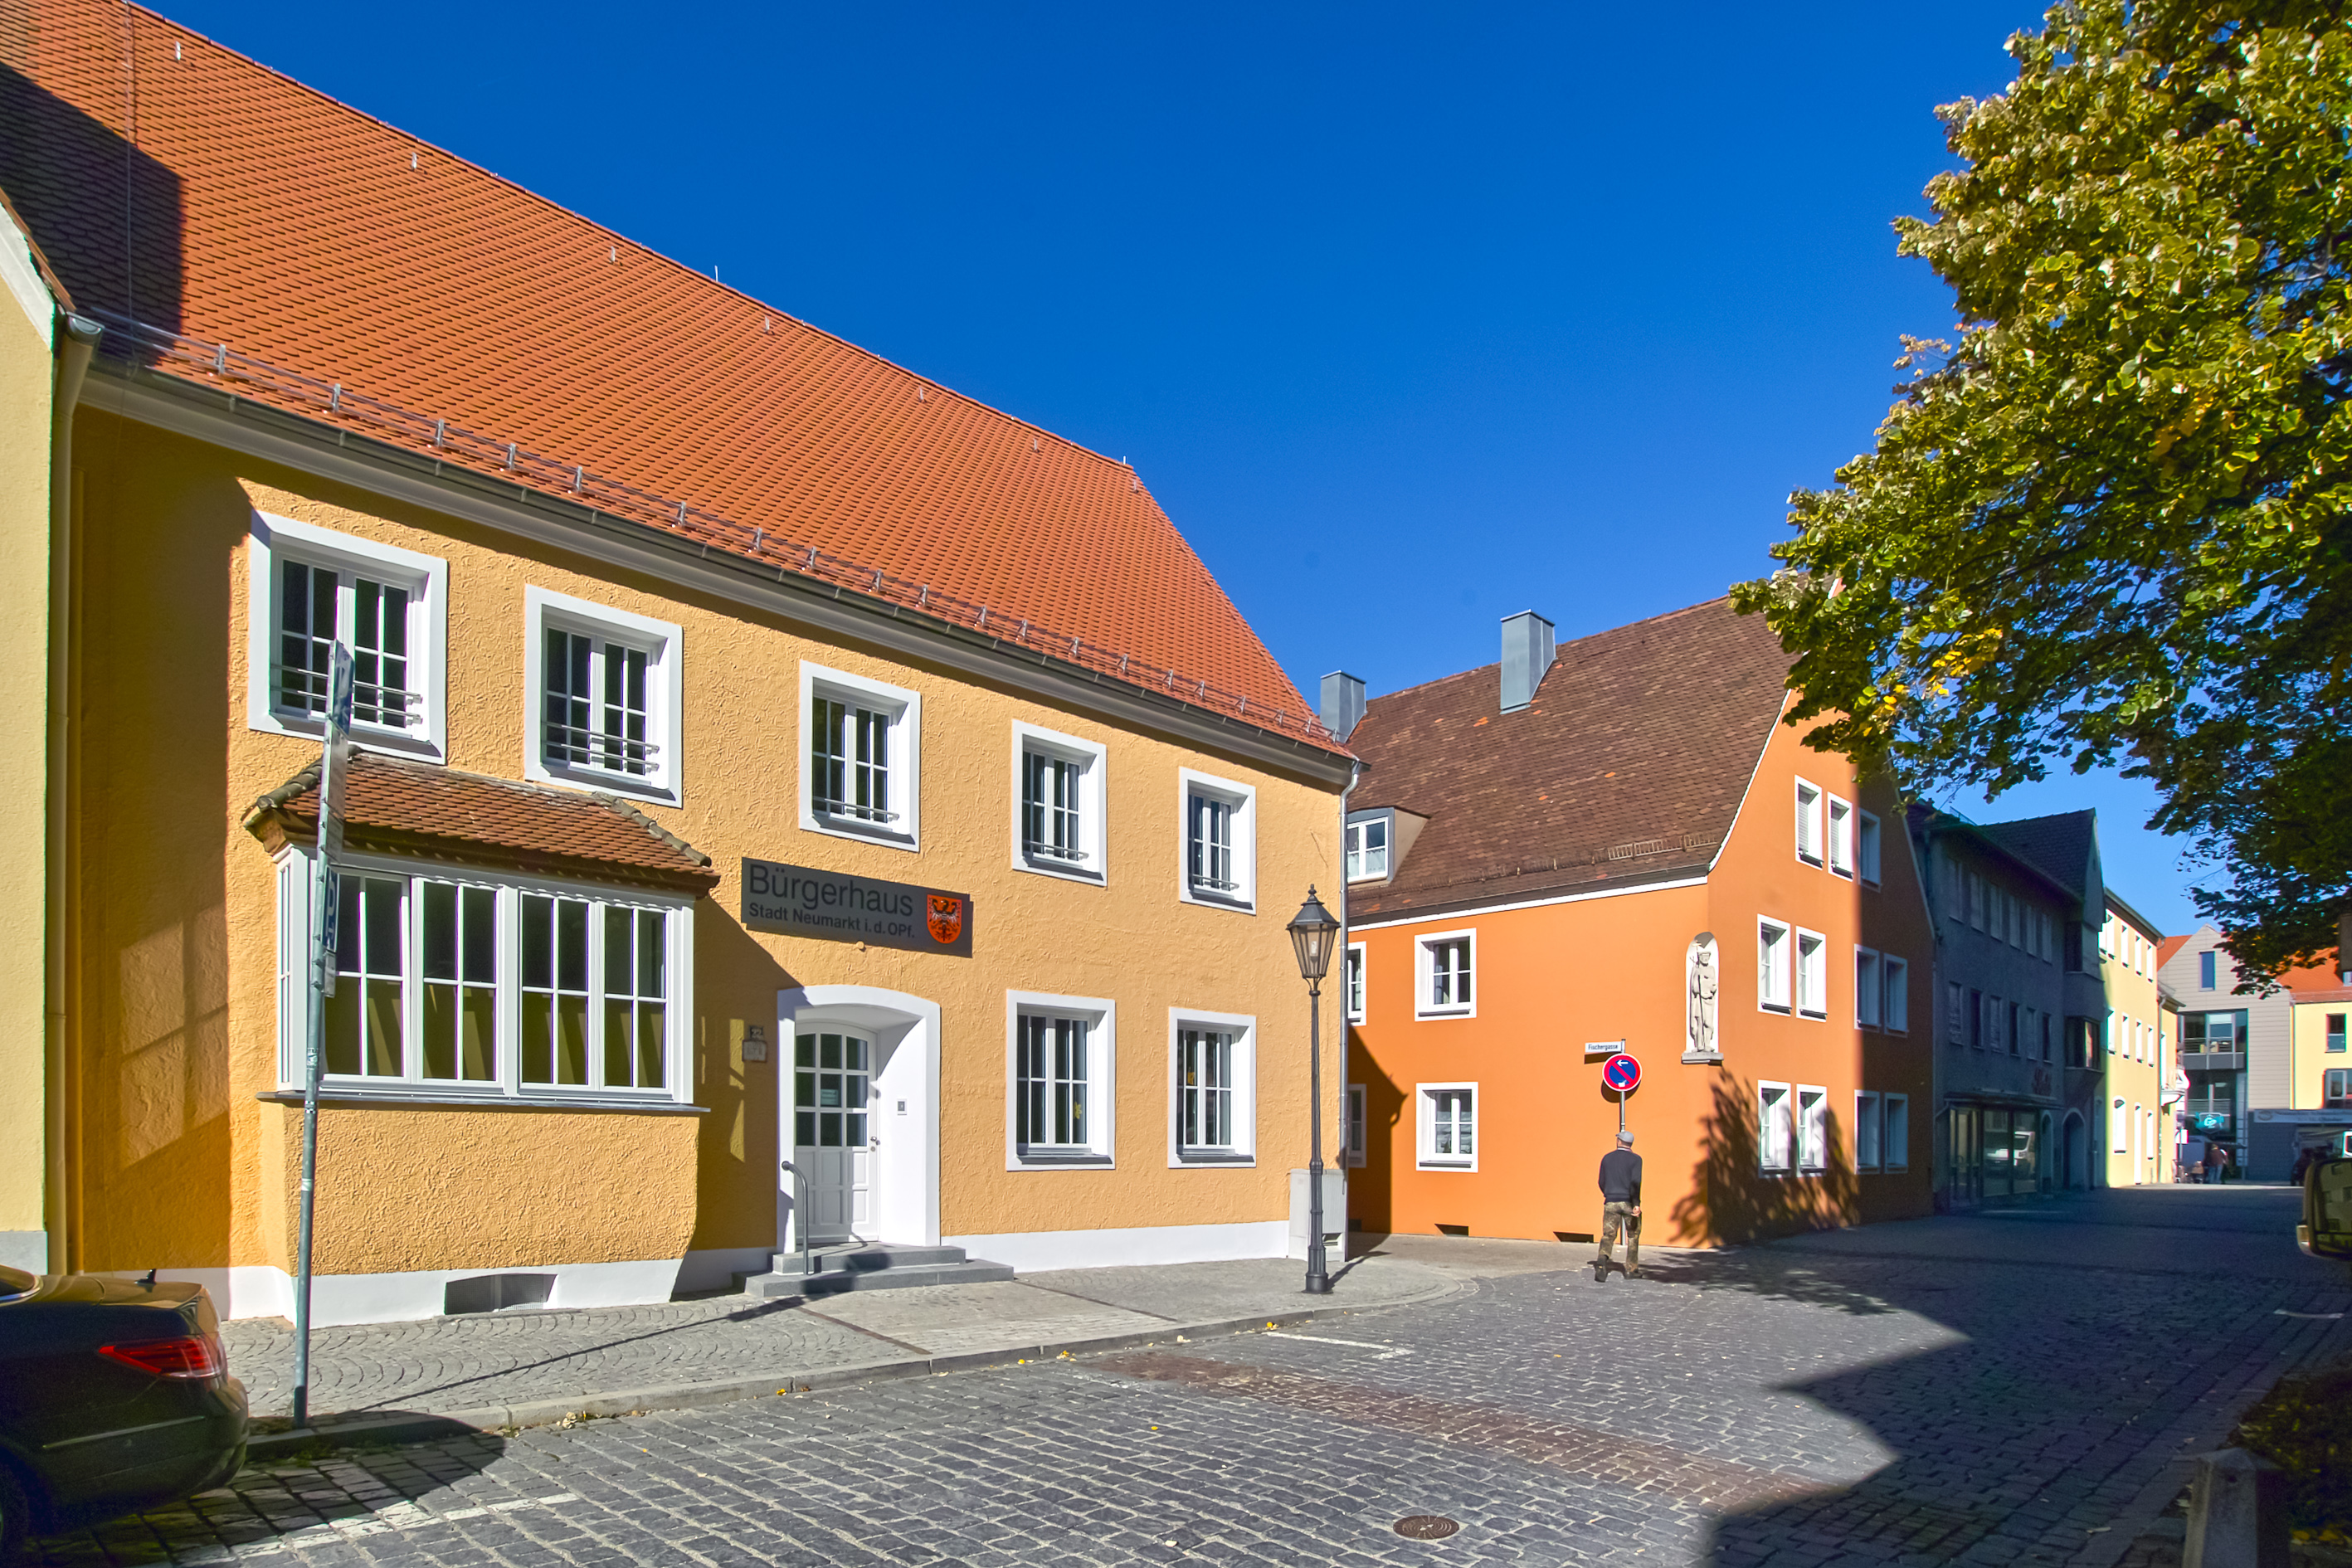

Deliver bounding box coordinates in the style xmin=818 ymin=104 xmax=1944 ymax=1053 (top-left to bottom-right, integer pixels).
xmin=1617 ymin=1130 xmax=1635 ymax=1145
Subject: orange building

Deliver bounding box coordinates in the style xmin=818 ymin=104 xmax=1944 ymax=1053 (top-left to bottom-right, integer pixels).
xmin=1332 ymin=601 xmax=1936 ymax=1248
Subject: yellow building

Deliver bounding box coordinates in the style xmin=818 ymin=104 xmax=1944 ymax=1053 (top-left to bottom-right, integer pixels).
xmin=2098 ymin=893 xmax=2169 ymax=1186
xmin=2 ymin=3 xmax=1352 ymax=1322
xmin=2280 ymin=954 xmax=2352 ymax=1161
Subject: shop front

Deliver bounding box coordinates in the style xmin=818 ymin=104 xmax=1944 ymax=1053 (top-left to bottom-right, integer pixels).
xmin=1945 ymin=1100 xmax=2056 ymax=1208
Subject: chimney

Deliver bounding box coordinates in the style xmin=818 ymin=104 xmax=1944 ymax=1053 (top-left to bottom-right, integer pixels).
xmin=1320 ymin=671 xmax=1366 ymax=742
xmin=1500 ymin=610 xmax=1556 ymax=713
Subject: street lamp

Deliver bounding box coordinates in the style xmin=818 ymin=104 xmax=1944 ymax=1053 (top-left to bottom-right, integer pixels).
xmin=1288 ymin=886 xmax=1341 ymax=1295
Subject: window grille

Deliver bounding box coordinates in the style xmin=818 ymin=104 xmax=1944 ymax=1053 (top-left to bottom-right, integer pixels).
xmin=1189 ymin=793 xmax=1237 ymax=891
xmin=813 ymin=697 xmax=894 ymax=821
xmin=1023 ymin=751 xmax=1085 ymax=861
xmin=1178 ymin=1028 xmax=1235 ymax=1151
xmin=544 ymin=629 xmax=655 ymax=776
xmin=277 ymin=561 xmax=422 ymax=729
xmin=1016 ymin=1014 xmax=1089 ymax=1149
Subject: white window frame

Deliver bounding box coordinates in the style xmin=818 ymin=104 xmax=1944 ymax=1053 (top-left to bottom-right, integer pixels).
xmin=246 ymin=512 xmax=448 ymax=759
xmin=1882 ymin=955 xmax=1909 ymax=1034
xmin=1010 ymin=721 xmax=1108 ymax=885
xmin=1176 ymin=767 xmax=1257 ymax=913
xmin=1794 ymin=927 xmax=1828 ymax=1020
xmin=1345 ymin=1083 xmax=1367 ymax=1169
xmin=1344 ymin=941 xmax=1366 ymax=1025
xmin=1883 ymin=1093 xmax=1910 ymax=1170
xmin=1758 ymin=917 xmax=1792 ymax=1014
xmin=1004 ymin=990 xmax=1117 ymax=1169
xmin=800 ymin=661 xmax=921 ymax=851
xmin=1855 ymin=947 xmax=1882 ymax=1030
xmin=1415 ymin=928 xmax=1478 ymax=1020
xmin=1826 ymin=794 xmax=1855 ymax=879
xmin=1854 ymin=1090 xmax=1883 ymax=1171
xmin=1797 ymin=1084 xmax=1829 ymax=1172
xmin=1857 ymin=809 xmax=1882 ymax=887
xmin=270 ymin=847 xmax=694 ymax=1107
xmin=1758 ymin=1080 xmax=1793 ymax=1171
xmin=1166 ymin=1007 xmax=1256 ymax=1166
xmin=1344 ymin=815 xmax=1391 ymax=883
xmin=1794 ymin=779 xmax=1824 ymax=866
xmin=1415 ymin=1081 xmax=1478 ymax=1171
xmin=522 ymin=587 xmax=684 ymax=806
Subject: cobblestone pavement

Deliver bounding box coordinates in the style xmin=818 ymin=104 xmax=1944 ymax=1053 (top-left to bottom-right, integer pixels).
xmin=33 ymin=1188 xmax=2352 ymax=1567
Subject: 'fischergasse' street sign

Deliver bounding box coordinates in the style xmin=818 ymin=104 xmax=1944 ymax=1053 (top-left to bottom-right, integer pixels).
xmin=740 ymin=859 xmax=973 ymax=956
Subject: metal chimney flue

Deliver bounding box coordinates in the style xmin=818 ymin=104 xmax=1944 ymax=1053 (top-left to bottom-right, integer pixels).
xmin=1500 ymin=611 xmax=1556 ymax=713
xmin=1320 ymin=670 xmax=1367 ymax=741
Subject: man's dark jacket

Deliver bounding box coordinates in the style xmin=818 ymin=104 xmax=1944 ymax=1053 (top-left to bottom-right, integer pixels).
xmin=1598 ymin=1148 xmax=1642 ymax=1205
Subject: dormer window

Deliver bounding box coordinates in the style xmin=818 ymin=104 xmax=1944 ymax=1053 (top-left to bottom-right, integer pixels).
xmin=1345 ymin=816 xmax=1390 ymax=882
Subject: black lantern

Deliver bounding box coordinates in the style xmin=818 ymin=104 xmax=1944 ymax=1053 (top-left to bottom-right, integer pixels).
xmin=1288 ymin=887 xmax=1341 ymax=984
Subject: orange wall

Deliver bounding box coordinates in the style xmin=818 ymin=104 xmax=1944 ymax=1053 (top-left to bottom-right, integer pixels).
xmin=1348 ymin=699 xmax=1936 ymax=1247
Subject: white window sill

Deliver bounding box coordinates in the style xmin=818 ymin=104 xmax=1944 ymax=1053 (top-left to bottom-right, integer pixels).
xmin=1417 ymin=1159 xmax=1474 ymax=1171
xmin=1016 ymin=853 xmax=1104 ymax=886
xmin=533 ymin=757 xmax=679 ymax=808
xmin=256 ymin=1088 xmax=705 ymax=1114
xmin=1181 ymin=884 xmax=1255 ymax=914
xmin=1760 ymin=1002 xmax=1791 ymax=1015
xmin=1416 ymin=1006 xmax=1474 ymax=1021
xmin=806 ymin=812 xmax=918 ymax=853
xmin=1797 ymin=854 xmax=1824 ymax=869
xmin=1174 ymin=1150 xmax=1254 ymax=1166
xmin=1010 ymin=1150 xmax=1114 ymax=1171
xmin=258 ymin=706 xmax=442 ymax=762
xmin=1799 ymin=1008 xmax=1828 ymax=1021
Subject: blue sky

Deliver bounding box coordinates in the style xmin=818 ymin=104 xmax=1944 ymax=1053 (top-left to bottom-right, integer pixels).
xmin=163 ymin=1 xmax=2211 ymax=933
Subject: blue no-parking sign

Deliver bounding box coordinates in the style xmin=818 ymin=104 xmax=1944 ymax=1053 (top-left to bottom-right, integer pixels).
xmin=1603 ymin=1053 xmax=1642 ymax=1094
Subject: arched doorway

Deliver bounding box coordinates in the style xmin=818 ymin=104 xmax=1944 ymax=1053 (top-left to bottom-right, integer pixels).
xmin=2062 ymin=1110 xmax=2087 ymax=1190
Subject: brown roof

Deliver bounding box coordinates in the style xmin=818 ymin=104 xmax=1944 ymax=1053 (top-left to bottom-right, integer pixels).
xmin=244 ymin=750 xmax=720 ymax=895
xmin=0 ymin=0 xmax=1342 ymax=756
xmin=1977 ymin=811 xmax=2099 ymax=903
xmin=1346 ymin=598 xmax=1794 ymax=922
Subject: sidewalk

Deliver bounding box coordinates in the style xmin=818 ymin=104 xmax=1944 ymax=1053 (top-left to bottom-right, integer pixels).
xmin=226 ymin=1248 xmax=1478 ymax=1449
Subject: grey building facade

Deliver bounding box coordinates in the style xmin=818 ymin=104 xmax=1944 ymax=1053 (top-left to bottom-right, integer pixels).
xmin=2158 ymin=926 xmax=2292 ymax=1178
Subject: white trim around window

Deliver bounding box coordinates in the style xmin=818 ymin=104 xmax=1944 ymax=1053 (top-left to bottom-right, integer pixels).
xmin=800 ymin=661 xmax=921 ymax=851
xmin=1758 ymin=1079 xmax=1793 ymax=1171
xmin=523 ymin=587 xmax=684 ymax=806
xmin=1794 ymin=927 xmax=1828 ymax=1020
xmin=1855 ymin=947 xmax=1882 ymax=1030
xmin=1177 ymin=767 xmax=1257 ymax=913
xmin=1882 ymin=954 xmax=1909 ymax=1034
xmin=1883 ymin=1092 xmax=1910 ymax=1170
xmin=1166 ymin=1006 xmax=1257 ymax=1167
xmin=1415 ymin=928 xmax=1477 ymax=1020
xmin=1797 ymin=1084 xmax=1829 ymax=1171
xmin=1855 ymin=1090 xmax=1883 ymax=1171
xmin=1757 ymin=917 xmax=1792 ymax=1014
xmin=270 ymin=847 xmax=695 ymax=1108
xmin=1794 ymin=778 xmax=1824 ymax=867
xmin=1344 ymin=941 xmax=1366 ymax=1025
xmin=1345 ymin=1083 xmax=1367 ymax=1169
xmin=1010 ymin=721 xmax=1108 ymax=885
xmin=1826 ymin=794 xmax=1855 ymax=879
xmin=1415 ymin=1081 xmax=1478 ymax=1171
xmin=1005 ymin=990 xmax=1116 ymax=1169
xmin=246 ymin=512 xmax=448 ymax=759
xmin=1857 ymin=808 xmax=1882 ymax=887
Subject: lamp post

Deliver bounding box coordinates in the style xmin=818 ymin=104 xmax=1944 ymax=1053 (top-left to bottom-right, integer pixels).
xmin=1287 ymin=886 xmax=1341 ymax=1295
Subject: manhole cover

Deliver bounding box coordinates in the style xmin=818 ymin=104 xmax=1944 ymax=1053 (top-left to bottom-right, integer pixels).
xmin=1395 ymin=1516 xmax=1460 ymax=1540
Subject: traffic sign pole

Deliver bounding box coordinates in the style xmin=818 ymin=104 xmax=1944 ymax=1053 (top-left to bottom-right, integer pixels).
xmin=291 ymin=645 xmax=353 ymax=1432
xmin=1601 ymin=1052 xmax=1643 ymax=1139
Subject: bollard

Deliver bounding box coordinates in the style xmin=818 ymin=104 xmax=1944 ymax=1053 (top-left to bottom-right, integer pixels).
xmin=2183 ymin=1449 xmax=2289 ymax=1568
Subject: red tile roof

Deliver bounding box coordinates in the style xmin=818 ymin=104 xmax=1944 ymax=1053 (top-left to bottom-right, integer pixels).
xmin=244 ymin=750 xmax=721 ymax=895
xmin=1344 ymin=598 xmax=1794 ymax=921
xmin=2279 ymin=952 xmax=2345 ymax=995
xmin=0 ymin=0 xmax=1341 ymax=754
xmin=2156 ymin=934 xmax=2191 ymax=970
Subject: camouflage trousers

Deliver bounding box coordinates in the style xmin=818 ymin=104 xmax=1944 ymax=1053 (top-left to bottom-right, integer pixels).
xmin=1597 ymin=1201 xmax=1641 ymax=1271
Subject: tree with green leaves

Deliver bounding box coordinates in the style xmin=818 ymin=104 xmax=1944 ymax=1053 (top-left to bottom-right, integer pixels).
xmin=1734 ymin=0 xmax=2352 ymax=981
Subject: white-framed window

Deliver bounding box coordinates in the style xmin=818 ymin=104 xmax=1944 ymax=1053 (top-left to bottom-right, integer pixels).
xmin=1010 ymin=721 xmax=1107 ymax=884
xmin=1856 ymin=947 xmax=1882 ymax=1029
xmin=1758 ymin=917 xmax=1792 ymax=1013
xmin=1947 ymin=981 xmax=1965 ymax=1044
xmin=1857 ymin=810 xmax=1882 ymax=886
xmin=2112 ymin=1096 xmax=2129 ymax=1154
xmin=1006 ymin=991 xmax=1116 ymax=1167
xmin=1344 ymin=941 xmax=1366 ymax=1024
xmin=1416 ymin=1082 xmax=1477 ymax=1171
xmin=1826 ymin=795 xmax=1855 ymax=878
xmin=1794 ymin=780 xmax=1824 ymax=866
xmin=1883 ymin=955 xmax=1909 ymax=1033
xmin=1415 ymin=929 xmax=1476 ymax=1019
xmin=1344 ymin=815 xmax=1390 ymax=883
xmin=800 ymin=662 xmax=920 ymax=850
xmin=1883 ymin=1093 xmax=1910 ymax=1169
xmin=1167 ymin=1007 xmax=1256 ymax=1166
xmin=1345 ymin=1084 xmax=1367 ymax=1169
xmin=1855 ymin=1090 xmax=1883 ymax=1171
xmin=1177 ymin=767 xmax=1257 ymax=913
xmin=1988 ymin=993 xmax=2005 ymax=1054
xmin=270 ymin=850 xmax=693 ymax=1104
xmin=523 ymin=587 xmax=684 ymax=805
xmin=1797 ymin=1085 xmax=1829 ymax=1171
xmin=246 ymin=513 xmax=448 ymax=758
xmin=1795 ymin=928 xmax=1828 ymax=1019
xmin=1758 ymin=1081 xmax=1793 ymax=1171
xmin=1969 ymin=873 xmax=1985 ymax=931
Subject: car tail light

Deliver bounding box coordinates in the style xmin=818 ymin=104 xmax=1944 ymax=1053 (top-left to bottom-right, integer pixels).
xmin=99 ymin=1333 xmax=224 ymax=1381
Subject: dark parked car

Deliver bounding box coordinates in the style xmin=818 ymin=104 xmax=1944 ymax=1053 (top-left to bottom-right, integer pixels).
xmin=0 ymin=1264 xmax=249 ymax=1553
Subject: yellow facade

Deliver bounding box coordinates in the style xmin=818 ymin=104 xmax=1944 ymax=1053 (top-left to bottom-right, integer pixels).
xmin=56 ymin=392 xmax=1348 ymax=1322
xmin=2288 ymin=999 xmax=2351 ymax=1110
xmin=2100 ymin=898 xmax=2169 ymax=1186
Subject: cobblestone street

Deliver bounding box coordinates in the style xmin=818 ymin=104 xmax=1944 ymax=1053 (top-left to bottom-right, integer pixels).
xmin=30 ymin=1187 xmax=2352 ymax=1568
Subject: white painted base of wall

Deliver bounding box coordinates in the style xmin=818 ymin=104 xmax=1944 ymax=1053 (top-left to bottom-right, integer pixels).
xmin=943 ymin=1220 xmax=1287 ymax=1273
xmin=111 ymin=1258 xmax=685 ymax=1327
xmin=0 ymin=1230 xmax=48 ymax=1273
xmin=675 ymin=1246 xmax=776 ymax=1295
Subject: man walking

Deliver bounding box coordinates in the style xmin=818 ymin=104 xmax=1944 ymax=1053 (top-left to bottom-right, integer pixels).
xmin=1595 ymin=1129 xmax=1642 ymax=1282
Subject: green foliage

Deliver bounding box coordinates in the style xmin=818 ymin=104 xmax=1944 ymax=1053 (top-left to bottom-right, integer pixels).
xmin=2230 ymin=1356 xmax=2352 ymax=1536
xmin=1733 ymin=0 xmax=2352 ymax=979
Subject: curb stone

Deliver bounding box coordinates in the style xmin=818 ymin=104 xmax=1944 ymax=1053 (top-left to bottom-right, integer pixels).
xmin=245 ymin=1269 xmax=1470 ymax=1460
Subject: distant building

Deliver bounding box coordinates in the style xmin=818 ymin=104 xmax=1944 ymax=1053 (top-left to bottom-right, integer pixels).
xmin=2158 ymin=928 xmax=2292 ymax=1179
xmin=2273 ymin=952 xmax=2352 ymax=1167
xmin=2096 ymin=893 xmax=2170 ymax=1186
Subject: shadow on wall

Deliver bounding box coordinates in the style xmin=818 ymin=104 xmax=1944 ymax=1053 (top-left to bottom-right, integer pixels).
xmin=0 ymin=61 xmax=185 ymax=332
xmin=1346 ymin=1026 xmax=1400 ymax=1234
xmin=1671 ymin=1070 xmax=1859 ymax=1247
xmin=681 ymin=907 xmax=800 ymax=1260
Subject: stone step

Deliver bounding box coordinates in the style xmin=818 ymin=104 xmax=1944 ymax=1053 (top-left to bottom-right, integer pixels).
xmin=738 ymin=1258 xmax=1015 ymax=1300
xmin=767 ymin=1244 xmax=970 ymax=1277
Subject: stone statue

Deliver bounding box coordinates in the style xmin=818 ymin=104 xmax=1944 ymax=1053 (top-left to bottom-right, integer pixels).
xmin=1686 ymin=933 xmax=1720 ymax=1060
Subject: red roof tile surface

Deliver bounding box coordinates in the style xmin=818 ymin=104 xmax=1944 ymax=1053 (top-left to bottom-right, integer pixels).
xmin=2278 ymin=952 xmax=2346 ymax=995
xmin=0 ymin=0 xmax=1339 ymax=753
xmin=1345 ymin=598 xmax=1794 ymax=921
xmin=245 ymin=751 xmax=721 ymax=895
xmin=2157 ymin=934 xmax=2191 ymax=970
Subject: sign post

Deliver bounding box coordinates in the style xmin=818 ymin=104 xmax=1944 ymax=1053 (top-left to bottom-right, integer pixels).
xmin=290 ymin=645 xmax=352 ymax=1432
xmin=1602 ymin=1052 xmax=1642 ymax=1137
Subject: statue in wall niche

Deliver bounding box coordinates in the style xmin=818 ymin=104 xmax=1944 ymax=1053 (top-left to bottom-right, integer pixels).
xmin=1685 ymin=933 xmax=1720 ymax=1061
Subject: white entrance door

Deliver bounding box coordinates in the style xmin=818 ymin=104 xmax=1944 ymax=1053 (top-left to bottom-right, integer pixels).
xmin=794 ymin=1030 xmax=874 ymax=1243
